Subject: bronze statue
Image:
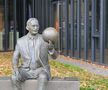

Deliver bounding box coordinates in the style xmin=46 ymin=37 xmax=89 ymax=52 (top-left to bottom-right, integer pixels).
xmin=11 ymin=18 xmax=58 ymax=90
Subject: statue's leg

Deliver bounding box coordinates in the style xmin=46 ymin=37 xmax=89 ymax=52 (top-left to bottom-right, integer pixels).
xmin=11 ymin=68 xmax=29 ymax=90
xmin=36 ymin=71 xmax=48 ymax=90
xmin=11 ymin=74 xmax=22 ymax=90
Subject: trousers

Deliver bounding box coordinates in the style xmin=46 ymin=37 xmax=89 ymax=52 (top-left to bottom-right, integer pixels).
xmin=11 ymin=67 xmax=50 ymax=90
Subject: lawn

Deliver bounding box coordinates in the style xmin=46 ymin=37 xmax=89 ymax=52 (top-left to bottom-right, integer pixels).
xmin=0 ymin=52 xmax=108 ymax=90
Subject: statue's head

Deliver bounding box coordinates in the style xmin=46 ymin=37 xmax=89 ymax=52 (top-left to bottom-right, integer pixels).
xmin=26 ymin=18 xmax=39 ymax=35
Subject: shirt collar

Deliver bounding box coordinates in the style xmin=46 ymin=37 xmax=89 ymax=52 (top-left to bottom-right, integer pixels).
xmin=27 ymin=33 xmax=38 ymax=40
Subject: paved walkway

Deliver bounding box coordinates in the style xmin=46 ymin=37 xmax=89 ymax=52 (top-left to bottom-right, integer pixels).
xmin=57 ymin=56 xmax=108 ymax=77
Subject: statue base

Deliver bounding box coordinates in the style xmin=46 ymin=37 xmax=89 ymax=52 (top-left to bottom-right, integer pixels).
xmin=0 ymin=77 xmax=79 ymax=90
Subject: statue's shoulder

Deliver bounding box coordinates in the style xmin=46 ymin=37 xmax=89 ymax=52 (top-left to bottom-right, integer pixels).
xmin=38 ymin=34 xmax=43 ymax=39
xmin=17 ymin=35 xmax=27 ymax=43
xmin=38 ymin=34 xmax=48 ymax=45
xmin=38 ymin=34 xmax=42 ymax=37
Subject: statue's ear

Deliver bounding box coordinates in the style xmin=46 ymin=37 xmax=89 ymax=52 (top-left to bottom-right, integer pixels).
xmin=26 ymin=25 xmax=29 ymax=31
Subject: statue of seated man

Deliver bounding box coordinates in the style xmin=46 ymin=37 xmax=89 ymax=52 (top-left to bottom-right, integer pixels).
xmin=11 ymin=18 xmax=58 ymax=90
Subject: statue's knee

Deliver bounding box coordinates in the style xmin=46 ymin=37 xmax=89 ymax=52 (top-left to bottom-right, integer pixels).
xmin=11 ymin=74 xmax=21 ymax=83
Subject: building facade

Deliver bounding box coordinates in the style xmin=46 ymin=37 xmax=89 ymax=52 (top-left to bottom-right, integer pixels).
xmin=0 ymin=0 xmax=108 ymax=65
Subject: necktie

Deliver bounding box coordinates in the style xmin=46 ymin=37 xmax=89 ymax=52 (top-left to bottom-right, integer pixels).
xmin=29 ymin=38 xmax=36 ymax=70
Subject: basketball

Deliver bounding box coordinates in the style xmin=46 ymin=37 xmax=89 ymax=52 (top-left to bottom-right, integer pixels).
xmin=42 ymin=27 xmax=58 ymax=43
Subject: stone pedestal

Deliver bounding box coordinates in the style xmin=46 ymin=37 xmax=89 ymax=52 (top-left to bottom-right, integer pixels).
xmin=0 ymin=77 xmax=79 ymax=90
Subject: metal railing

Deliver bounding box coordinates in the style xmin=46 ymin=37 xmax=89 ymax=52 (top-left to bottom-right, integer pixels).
xmin=58 ymin=0 xmax=107 ymax=65
xmin=2 ymin=0 xmax=108 ymax=65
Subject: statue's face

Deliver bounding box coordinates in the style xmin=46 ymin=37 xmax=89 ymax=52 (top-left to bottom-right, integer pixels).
xmin=28 ymin=20 xmax=39 ymax=35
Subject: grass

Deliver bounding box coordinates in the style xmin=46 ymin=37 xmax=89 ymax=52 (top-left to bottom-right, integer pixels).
xmin=49 ymin=60 xmax=108 ymax=90
xmin=0 ymin=52 xmax=108 ymax=90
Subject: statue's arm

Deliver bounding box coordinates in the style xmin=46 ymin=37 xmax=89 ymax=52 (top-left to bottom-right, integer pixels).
xmin=12 ymin=42 xmax=20 ymax=73
xmin=48 ymin=41 xmax=58 ymax=59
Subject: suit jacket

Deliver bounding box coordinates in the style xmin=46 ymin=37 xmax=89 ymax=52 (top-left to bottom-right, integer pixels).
xmin=12 ymin=33 xmax=57 ymax=75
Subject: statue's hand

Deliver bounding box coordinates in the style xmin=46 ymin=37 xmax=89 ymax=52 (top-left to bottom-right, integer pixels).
xmin=48 ymin=40 xmax=54 ymax=50
xmin=15 ymin=70 xmax=19 ymax=76
xmin=13 ymin=70 xmax=20 ymax=81
xmin=48 ymin=40 xmax=55 ymax=55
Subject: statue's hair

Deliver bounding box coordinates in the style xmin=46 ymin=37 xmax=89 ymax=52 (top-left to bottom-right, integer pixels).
xmin=26 ymin=18 xmax=39 ymax=30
